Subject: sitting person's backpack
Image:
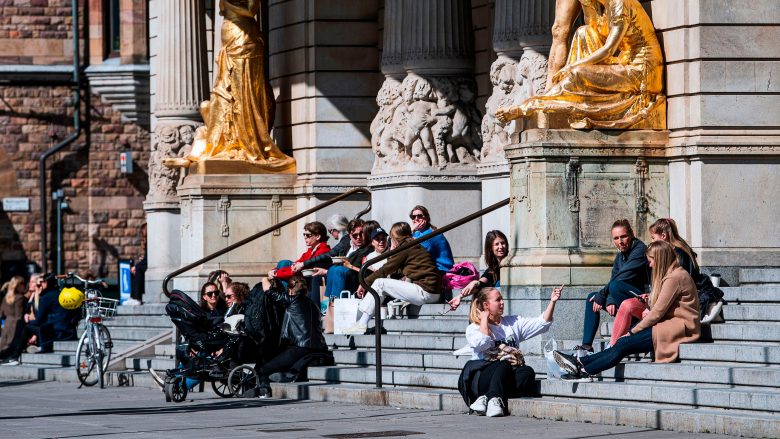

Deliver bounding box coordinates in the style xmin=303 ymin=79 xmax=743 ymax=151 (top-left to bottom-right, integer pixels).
xmin=442 ymin=261 xmax=479 ymax=290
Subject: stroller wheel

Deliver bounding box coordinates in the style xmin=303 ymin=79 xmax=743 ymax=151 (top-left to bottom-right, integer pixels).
xmin=212 ymin=379 xmax=232 ymax=398
xmin=164 ymin=375 xmax=188 ymax=403
xmin=228 ymin=365 xmax=257 ymax=397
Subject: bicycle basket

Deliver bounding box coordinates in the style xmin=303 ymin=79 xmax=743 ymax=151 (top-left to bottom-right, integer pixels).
xmin=97 ymin=297 xmax=119 ymax=319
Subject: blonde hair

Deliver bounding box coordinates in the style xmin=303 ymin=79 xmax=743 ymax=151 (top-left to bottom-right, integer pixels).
xmin=646 ymin=240 xmax=680 ymax=307
xmin=649 ymin=218 xmax=698 ymax=270
xmin=3 ymin=276 xmax=25 ymax=305
xmin=469 ymin=287 xmax=498 ymax=325
xmin=389 ymin=221 xmax=412 ymax=245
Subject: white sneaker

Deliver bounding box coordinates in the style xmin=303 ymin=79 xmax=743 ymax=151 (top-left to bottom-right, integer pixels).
xmin=343 ymin=323 xmax=367 ymax=335
xmin=486 ymin=397 xmax=505 ymax=417
xmin=148 ymin=368 xmax=165 ymax=390
xmin=123 ymin=298 xmax=141 ymax=306
xmin=26 ymin=345 xmax=41 ymax=354
xmin=2 ymin=359 xmax=20 ymax=366
xmin=469 ymin=395 xmax=487 ymax=414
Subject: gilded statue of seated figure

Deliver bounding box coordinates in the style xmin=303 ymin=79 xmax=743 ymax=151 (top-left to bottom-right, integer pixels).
xmin=165 ymin=0 xmax=295 ymax=173
xmin=496 ymin=0 xmax=666 ymax=130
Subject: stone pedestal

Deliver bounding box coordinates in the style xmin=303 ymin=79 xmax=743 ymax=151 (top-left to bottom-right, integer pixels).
xmin=174 ymin=174 xmax=297 ymax=293
xmin=502 ymin=129 xmax=669 ymax=341
xmin=476 ymin=160 xmax=510 ymax=237
xmin=367 ymin=172 xmax=482 ymax=260
xmin=143 ymin=202 xmax=180 ymax=303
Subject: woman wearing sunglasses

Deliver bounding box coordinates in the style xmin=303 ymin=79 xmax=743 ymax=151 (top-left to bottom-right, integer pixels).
xmin=199 ymin=281 xmax=227 ymax=326
xmin=409 ymin=205 xmax=454 ymax=273
xmin=265 ymin=222 xmax=331 ymax=287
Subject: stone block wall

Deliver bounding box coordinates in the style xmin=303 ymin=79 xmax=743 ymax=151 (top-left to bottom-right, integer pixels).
xmin=649 ymin=0 xmax=780 ymax=271
xmin=0 ymin=0 xmax=77 ymax=64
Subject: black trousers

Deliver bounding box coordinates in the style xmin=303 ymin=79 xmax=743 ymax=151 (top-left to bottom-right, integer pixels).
xmin=474 ymin=361 xmax=536 ymax=405
xmin=255 ymin=345 xmax=313 ymax=388
xmin=0 ymin=323 xmax=42 ymax=360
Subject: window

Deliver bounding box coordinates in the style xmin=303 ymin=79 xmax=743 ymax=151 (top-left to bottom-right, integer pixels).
xmin=105 ymin=0 xmax=120 ymax=58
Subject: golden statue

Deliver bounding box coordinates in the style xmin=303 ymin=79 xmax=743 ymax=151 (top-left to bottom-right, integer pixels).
xmin=165 ymin=0 xmax=295 ymax=173
xmin=496 ymin=0 xmax=666 ymax=130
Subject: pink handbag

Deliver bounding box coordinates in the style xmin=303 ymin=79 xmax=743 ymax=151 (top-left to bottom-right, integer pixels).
xmin=442 ymin=261 xmax=479 ymax=290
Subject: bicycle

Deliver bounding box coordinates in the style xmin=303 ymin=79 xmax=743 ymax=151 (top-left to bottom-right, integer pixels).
xmin=58 ymin=273 xmax=117 ymax=389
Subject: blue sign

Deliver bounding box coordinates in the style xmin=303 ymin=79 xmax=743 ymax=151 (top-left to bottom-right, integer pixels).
xmin=118 ymin=259 xmax=133 ymax=303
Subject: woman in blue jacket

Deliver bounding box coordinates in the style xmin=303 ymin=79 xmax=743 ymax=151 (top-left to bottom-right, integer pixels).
xmin=409 ymin=205 xmax=454 ymax=273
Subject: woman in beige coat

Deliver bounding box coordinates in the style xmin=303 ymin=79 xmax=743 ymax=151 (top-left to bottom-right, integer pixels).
xmin=0 ymin=276 xmax=27 ymax=351
xmin=553 ymin=240 xmax=700 ymax=376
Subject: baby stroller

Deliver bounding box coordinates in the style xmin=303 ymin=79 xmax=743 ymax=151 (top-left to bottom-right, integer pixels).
xmin=161 ymin=290 xmax=262 ymax=402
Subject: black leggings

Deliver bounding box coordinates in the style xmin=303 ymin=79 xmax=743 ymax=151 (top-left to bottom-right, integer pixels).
xmin=475 ymin=361 xmax=536 ymax=405
xmin=255 ymin=346 xmax=314 ymax=388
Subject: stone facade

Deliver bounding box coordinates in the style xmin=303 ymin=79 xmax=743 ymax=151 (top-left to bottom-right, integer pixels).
xmin=0 ymin=0 xmax=149 ymax=281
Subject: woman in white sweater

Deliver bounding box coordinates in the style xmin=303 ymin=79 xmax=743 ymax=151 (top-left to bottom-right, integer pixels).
xmin=458 ymin=286 xmax=561 ymax=417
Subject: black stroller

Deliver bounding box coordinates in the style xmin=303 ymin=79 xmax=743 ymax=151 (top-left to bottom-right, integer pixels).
xmin=161 ymin=289 xmax=282 ymax=402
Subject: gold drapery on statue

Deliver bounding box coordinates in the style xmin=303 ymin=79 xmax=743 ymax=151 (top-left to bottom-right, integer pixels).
xmin=165 ymin=0 xmax=295 ymax=173
xmin=496 ymin=0 xmax=666 ymax=130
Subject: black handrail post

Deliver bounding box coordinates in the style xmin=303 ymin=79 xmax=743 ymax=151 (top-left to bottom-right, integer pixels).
xmin=358 ymin=197 xmax=511 ymax=390
xmin=162 ymin=188 xmax=372 ymax=296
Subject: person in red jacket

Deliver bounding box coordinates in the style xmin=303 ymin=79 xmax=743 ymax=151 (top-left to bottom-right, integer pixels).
xmin=264 ymin=222 xmax=331 ymax=291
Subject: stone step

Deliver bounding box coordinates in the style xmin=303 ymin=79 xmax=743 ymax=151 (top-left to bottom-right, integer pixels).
xmin=116 ymin=304 xmax=168 ymax=316
xmin=76 ymin=326 xmax=166 ymax=342
xmin=271 ymin=381 xmax=780 ymax=438
xmin=722 ymin=304 xmax=780 ymax=321
xmin=540 ymin=379 xmax=780 ymax=413
xmin=600 ymin=360 xmax=780 ymax=388
xmin=154 ymin=343 xmax=177 ymax=357
xmin=19 ymin=352 xmax=78 ymax=367
xmin=600 ymin=321 xmax=780 ymax=342
xmin=125 ymin=356 xmax=176 ymax=371
xmin=325 ymin=334 xmax=466 ymax=351
xmin=679 ymin=342 xmax=780 ymax=365
xmin=54 ymin=339 xmax=138 ymax=353
xmin=0 ymin=363 xmax=160 ymax=389
xmin=307 ymin=365 xmax=459 ymax=389
xmin=100 ymin=315 xmax=172 ymax=328
xmin=721 ymin=286 xmax=780 ymax=302
xmin=739 ymin=268 xmax=780 ymax=285
xmin=381 ymin=318 xmax=466 ymax=334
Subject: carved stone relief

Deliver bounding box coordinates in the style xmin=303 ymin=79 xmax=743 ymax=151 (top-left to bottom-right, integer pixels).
xmin=482 ymin=51 xmax=549 ymax=161
xmin=371 ymin=73 xmax=483 ymax=172
xmin=148 ymin=123 xmax=200 ymax=202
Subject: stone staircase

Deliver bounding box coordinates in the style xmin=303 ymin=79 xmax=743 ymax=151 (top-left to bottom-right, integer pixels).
xmin=0 ymin=304 xmax=171 ymax=387
xmin=270 ymin=274 xmax=780 ymax=438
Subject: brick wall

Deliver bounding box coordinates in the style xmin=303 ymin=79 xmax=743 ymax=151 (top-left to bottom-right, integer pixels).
xmin=0 ymin=84 xmax=149 ymax=280
xmin=0 ymin=0 xmax=83 ymax=65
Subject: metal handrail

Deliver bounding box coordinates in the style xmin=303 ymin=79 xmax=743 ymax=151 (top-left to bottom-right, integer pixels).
xmin=358 ymin=197 xmax=512 ymax=388
xmin=162 ymin=188 xmax=372 ymax=296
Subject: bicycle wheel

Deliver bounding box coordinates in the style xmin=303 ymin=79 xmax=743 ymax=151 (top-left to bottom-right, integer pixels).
xmin=211 ymin=379 xmax=232 ymax=398
xmin=94 ymin=325 xmax=112 ymax=389
xmin=227 ymin=365 xmax=257 ymax=397
xmin=75 ymin=330 xmax=98 ymax=387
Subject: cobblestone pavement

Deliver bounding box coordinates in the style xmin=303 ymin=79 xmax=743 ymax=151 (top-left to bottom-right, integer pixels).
xmin=0 ymin=379 xmax=734 ymax=439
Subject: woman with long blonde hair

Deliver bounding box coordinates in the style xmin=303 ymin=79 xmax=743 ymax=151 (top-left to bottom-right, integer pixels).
xmin=554 ymin=241 xmax=700 ymax=378
xmin=458 ymin=286 xmax=561 ymax=417
xmin=0 ymin=276 xmax=27 ymax=351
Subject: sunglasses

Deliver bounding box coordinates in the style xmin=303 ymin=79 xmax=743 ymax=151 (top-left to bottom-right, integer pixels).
xmin=224 ymin=294 xmax=235 ymax=299
xmin=204 ymin=291 xmax=219 ymax=298
xmin=328 ymin=228 xmax=339 ymax=234
xmin=410 ymin=214 xmax=426 ymax=220
xmin=302 ymin=232 xmax=313 ymax=238
xmin=350 ymin=232 xmax=364 ymax=239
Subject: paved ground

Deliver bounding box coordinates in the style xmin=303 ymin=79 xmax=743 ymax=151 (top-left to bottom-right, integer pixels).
xmin=0 ymin=379 xmax=735 ymax=439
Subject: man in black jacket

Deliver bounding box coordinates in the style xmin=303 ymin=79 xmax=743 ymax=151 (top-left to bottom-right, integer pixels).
xmin=577 ymin=219 xmax=650 ymax=353
xmin=243 ymin=276 xmax=332 ymax=398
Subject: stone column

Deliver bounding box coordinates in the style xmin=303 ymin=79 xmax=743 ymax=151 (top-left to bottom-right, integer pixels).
xmin=144 ymin=0 xmax=209 ymax=300
xmin=480 ymin=0 xmax=554 ymax=277
xmin=369 ymin=0 xmax=483 ymax=260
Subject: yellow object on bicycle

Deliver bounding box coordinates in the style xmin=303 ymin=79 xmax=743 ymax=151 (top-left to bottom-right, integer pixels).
xmin=59 ymin=287 xmax=85 ymax=310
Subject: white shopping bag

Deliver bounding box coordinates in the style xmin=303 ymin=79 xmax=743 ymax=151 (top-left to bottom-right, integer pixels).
xmin=333 ymin=290 xmax=361 ymax=335
xmin=544 ymin=337 xmax=567 ymax=380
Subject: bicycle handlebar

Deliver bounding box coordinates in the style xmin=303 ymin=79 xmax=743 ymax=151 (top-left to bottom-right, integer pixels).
xmin=59 ymin=272 xmax=104 ymax=286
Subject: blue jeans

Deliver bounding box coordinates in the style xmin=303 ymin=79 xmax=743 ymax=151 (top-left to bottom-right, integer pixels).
xmin=582 ymin=280 xmax=641 ymax=346
xmin=579 ymin=327 xmax=653 ymax=375
xmin=324 ymin=265 xmax=356 ymax=298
